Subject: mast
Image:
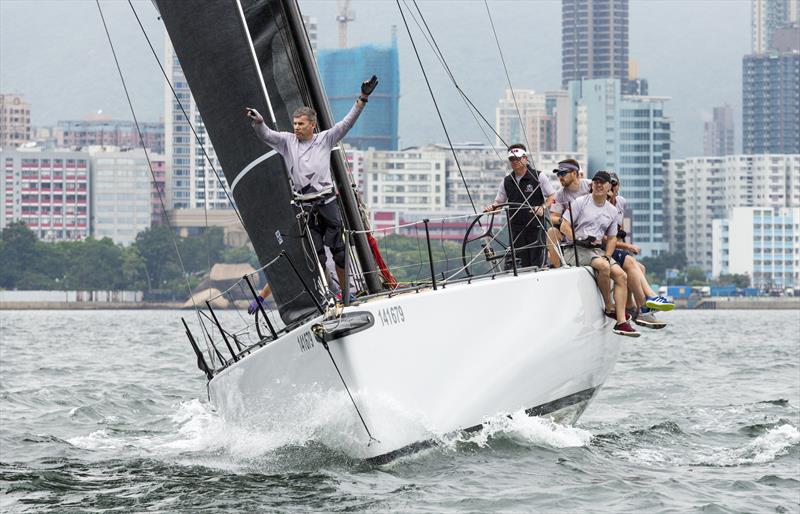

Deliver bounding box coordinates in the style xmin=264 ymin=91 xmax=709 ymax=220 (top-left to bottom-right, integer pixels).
xmin=282 ymin=0 xmax=383 ymax=294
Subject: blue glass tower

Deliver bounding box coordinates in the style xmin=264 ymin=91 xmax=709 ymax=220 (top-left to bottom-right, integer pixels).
xmin=317 ymin=35 xmax=399 ymax=151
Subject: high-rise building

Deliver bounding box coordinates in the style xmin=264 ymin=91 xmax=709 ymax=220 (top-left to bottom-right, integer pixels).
xmin=164 ymin=35 xmax=227 ymax=211
xmin=562 ymin=0 xmax=629 ymax=89
xmin=495 ymin=90 xmax=571 ymax=153
xmin=712 ymin=206 xmax=799 ymax=288
xmin=567 ymin=78 xmax=671 ymax=256
xmin=88 ymin=147 xmax=154 ymax=245
xmin=751 ymin=0 xmax=799 ymax=53
xmin=317 ymin=33 xmax=400 ymax=150
xmin=703 ymin=105 xmax=736 ymax=156
xmin=1 ymin=149 xmax=90 ymax=241
xmin=742 ymin=52 xmax=800 ymax=154
xmin=665 ymin=154 xmax=800 ymax=273
xmin=58 ymin=118 xmax=164 ymax=153
xmin=663 ymin=157 xmax=687 ymax=255
xmin=0 ymin=94 xmax=31 ymax=149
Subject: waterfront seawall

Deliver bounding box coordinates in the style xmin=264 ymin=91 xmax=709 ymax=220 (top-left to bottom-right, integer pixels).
xmin=688 ymin=297 xmax=800 ymax=310
xmin=1 ymin=302 xmax=184 ymax=310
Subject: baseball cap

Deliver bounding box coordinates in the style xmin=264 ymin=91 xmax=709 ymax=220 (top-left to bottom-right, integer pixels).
xmin=609 ymin=172 xmax=620 ymax=186
xmin=507 ymin=148 xmax=527 ymax=160
xmin=592 ymin=170 xmax=612 ymax=183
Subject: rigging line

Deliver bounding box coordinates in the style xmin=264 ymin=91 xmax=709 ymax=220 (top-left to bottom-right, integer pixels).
xmin=408 ymin=0 xmax=508 ymax=148
xmin=401 ymin=3 xmax=511 ymax=170
xmin=95 ymin=0 xmax=195 ymax=300
xmin=401 ymin=3 xmax=506 ymax=160
xmin=401 ymin=4 xmax=509 ymax=179
xmin=401 ymin=0 xmax=514 ymax=236
xmin=318 ymin=340 xmax=379 ymax=445
xmin=127 ymin=0 xmax=246 ymax=230
xmin=483 ymin=0 xmax=532 ymax=155
xmin=395 ymin=0 xmax=478 ymax=215
xmin=97 ymin=0 xmax=220 ymax=364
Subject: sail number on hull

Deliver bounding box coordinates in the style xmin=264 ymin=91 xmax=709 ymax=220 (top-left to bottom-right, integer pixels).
xmin=377 ymin=306 xmax=405 ymax=327
xmin=297 ymin=331 xmax=315 ymax=353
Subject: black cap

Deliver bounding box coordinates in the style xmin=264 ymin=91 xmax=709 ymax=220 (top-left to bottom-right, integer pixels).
xmin=592 ymin=170 xmax=612 ymax=183
xmin=609 ymin=172 xmax=620 ymax=186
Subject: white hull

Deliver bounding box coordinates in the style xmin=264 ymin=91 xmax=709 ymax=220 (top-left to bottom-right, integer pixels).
xmin=208 ymin=266 xmax=620 ymax=462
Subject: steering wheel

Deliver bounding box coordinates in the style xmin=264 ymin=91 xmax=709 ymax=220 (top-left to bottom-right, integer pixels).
xmin=460 ymin=205 xmax=511 ymax=277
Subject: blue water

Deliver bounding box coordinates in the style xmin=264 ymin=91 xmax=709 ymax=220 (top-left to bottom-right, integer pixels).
xmin=1 ymin=309 xmax=798 ymax=512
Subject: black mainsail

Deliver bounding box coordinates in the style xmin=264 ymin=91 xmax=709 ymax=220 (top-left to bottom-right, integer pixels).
xmin=155 ymin=0 xmax=381 ymax=323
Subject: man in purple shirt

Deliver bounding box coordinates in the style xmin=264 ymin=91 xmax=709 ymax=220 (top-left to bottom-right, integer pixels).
xmin=245 ymin=76 xmax=378 ymax=297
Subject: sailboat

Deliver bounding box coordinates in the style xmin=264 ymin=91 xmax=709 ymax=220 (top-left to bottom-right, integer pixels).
xmin=156 ymin=0 xmax=621 ymax=463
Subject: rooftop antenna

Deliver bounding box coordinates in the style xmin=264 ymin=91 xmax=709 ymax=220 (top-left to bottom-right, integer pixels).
xmin=336 ymin=0 xmax=355 ymax=48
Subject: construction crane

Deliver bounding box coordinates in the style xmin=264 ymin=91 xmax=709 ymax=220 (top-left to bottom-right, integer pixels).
xmin=336 ymin=0 xmax=355 ymax=48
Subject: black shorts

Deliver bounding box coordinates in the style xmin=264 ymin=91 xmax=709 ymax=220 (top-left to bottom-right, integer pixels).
xmin=611 ymin=248 xmax=630 ymax=266
xmin=508 ymin=223 xmax=545 ymax=269
xmin=307 ymin=199 xmax=345 ymax=267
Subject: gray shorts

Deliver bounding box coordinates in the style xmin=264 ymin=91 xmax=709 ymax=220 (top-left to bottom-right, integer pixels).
xmin=561 ymin=244 xmax=619 ymax=268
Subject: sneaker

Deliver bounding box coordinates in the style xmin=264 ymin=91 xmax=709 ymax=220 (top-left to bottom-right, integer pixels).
xmin=634 ymin=310 xmax=667 ymax=329
xmin=645 ymin=295 xmax=675 ymax=311
xmin=625 ymin=307 xmax=639 ymax=322
xmin=605 ymin=310 xmax=632 ymax=322
xmin=613 ymin=321 xmax=641 ymax=337
xmin=335 ymin=292 xmax=358 ymax=302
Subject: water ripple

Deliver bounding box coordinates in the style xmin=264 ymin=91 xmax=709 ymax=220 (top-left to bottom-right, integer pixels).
xmin=0 ymin=310 xmax=798 ymax=513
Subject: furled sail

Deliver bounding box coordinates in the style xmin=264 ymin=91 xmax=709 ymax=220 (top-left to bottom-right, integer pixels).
xmin=156 ymin=0 xmax=320 ymax=323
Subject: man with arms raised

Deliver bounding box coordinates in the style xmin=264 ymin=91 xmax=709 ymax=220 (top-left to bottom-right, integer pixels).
xmin=559 ymin=171 xmax=639 ymax=337
xmin=484 ymin=144 xmax=555 ymax=269
xmin=245 ymin=76 xmax=378 ymax=311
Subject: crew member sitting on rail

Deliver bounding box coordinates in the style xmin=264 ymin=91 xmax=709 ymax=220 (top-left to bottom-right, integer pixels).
xmin=245 ymin=75 xmax=378 ymax=290
xmin=559 ymin=171 xmax=639 ymax=337
xmin=484 ymin=144 xmax=555 ymax=269
xmin=547 ymin=159 xmax=592 ymax=267
xmin=605 ymin=172 xmax=674 ymax=328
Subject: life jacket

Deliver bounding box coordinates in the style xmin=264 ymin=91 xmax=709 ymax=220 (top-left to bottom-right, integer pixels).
xmin=503 ymin=166 xmax=544 ymax=228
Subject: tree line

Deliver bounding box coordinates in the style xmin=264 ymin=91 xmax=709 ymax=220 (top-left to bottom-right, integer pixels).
xmin=0 ymin=221 xmax=258 ymax=298
xmin=1 ymin=221 xmax=746 ymax=298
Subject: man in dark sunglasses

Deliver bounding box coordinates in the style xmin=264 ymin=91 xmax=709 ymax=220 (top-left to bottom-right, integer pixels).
xmin=546 ymin=159 xmax=592 ymax=267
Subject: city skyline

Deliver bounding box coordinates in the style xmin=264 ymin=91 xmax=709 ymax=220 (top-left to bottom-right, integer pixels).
xmin=0 ymin=0 xmax=750 ymax=159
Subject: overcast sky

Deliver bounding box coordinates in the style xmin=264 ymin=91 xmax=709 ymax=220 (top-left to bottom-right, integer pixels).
xmin=0 ymin=0 xmax=750 ymax=158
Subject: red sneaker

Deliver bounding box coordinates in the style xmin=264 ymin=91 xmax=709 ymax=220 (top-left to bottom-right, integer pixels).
xmin=613 ymin=321 xmax=640 ymax=337
xmin=605 ymin=310 xmax=632 ymax=322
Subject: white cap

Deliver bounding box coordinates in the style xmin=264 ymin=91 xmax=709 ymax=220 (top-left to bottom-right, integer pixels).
xmin=506 ymin=148 xmax=527 ymax=159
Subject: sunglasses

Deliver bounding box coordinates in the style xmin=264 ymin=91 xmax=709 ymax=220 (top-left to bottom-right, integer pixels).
xmin=508 ymin=156 xmax=521 ymax=162
xmin=556 ymin=170 xmax=572 ymax=177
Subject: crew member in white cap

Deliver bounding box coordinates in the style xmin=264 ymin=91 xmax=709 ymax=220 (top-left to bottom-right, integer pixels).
xmin=484 ymin=143 xmax=555 ymax=268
